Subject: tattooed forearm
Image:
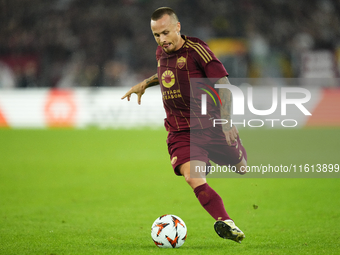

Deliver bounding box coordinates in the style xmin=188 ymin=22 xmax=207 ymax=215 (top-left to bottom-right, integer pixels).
xmin=217 ymin=77 xmax=232 ymax=131
xmin=145 ymin=73 xmax=159 ymax=88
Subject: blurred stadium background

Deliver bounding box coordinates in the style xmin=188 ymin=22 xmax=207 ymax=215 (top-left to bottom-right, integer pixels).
xmin=0 ymin=0 xmax=340 ymax=128
xmin=0 ymin=0 xmax=339 ymax=128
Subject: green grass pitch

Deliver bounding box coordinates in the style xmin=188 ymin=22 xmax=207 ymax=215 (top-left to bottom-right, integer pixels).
xmin=0 ymin=128 xmax=339 ymax=254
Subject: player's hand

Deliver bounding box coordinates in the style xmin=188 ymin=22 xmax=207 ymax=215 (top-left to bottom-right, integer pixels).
xmin=121 ymin=81 xmax=147 ymax=105
xmin=223 ymin=125 xmax=239 ymax=146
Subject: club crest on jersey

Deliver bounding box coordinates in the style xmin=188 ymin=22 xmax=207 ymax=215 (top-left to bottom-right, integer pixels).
xmin=161 ymin=70 xmax=175 ymax=88
xmin=176 ymin=56 xmax=186 ymax=69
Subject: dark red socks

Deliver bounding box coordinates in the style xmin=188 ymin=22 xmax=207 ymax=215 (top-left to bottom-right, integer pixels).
xmin=194 ymin=183 xmax=231 ymax=221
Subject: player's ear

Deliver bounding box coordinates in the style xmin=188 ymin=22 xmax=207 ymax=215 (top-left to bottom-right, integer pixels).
xmin=177 ymin=22 xmax=181 ymax=34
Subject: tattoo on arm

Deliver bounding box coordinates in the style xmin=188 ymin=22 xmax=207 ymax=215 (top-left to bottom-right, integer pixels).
xmin=217 ymin=77 xmax=232 ymax=131
xmin=145 ymin=74 xmax=159 ymax=88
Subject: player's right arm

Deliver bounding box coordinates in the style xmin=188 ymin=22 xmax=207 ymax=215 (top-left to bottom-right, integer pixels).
xmin=121 ymin=73 xmax=159 ymax=104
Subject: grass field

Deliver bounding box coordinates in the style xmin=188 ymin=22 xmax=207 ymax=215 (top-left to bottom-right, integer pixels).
xmin=0 ymin=128 xmax=339 ymax=254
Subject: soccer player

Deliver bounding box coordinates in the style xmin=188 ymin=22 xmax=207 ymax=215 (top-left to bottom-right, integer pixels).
xmin=122 ymin=7 xmax=247 ymax=243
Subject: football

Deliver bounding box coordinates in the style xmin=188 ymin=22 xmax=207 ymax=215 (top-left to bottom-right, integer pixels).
xmin=151 ymin=214 xmax=187 ymax=248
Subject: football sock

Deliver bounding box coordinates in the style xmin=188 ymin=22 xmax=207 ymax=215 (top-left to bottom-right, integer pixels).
xmin=194 ymin=183 xmax=231 ymax=221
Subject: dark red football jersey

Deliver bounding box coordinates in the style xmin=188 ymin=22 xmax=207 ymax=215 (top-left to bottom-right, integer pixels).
xmin=156 ymin=35 xmax=228 ymax=132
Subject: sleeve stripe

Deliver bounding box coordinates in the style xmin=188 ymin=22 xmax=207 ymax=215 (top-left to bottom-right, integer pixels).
xmin=187 ymin=41 xmax=211 ymax=63
xmin=187 ymin=40 xmax=213 ymax=63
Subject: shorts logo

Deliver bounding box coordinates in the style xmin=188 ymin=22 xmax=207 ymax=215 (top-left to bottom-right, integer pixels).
xmin=176 ymin=56 xmax=186 ymax=69
xmin=171 ymin=156 xmax=177 ymax=165
xmin=161 ymin=70 xmax=175 ymax=88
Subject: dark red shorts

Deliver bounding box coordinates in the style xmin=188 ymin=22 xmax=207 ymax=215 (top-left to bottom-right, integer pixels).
xmin=166 ymin=126 xmax=247 ymax=175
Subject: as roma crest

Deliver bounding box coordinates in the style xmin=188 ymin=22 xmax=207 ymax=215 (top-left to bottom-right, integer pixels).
xmin=176 ymin=56 xmax=186 ymax=69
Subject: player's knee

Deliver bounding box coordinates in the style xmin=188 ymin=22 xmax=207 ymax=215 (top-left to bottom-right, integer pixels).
xmin=182 ymin=173 xmax=193 ymax=186
xmin=183 ymin=175 xmax=206 ymax=189
xmin=184 ymin=174 xmax=193 ymax=186
xmin=235 ymin=157 xmax=247 ymax=175
xmin=179 ymin=161 xmax=206 ymax=189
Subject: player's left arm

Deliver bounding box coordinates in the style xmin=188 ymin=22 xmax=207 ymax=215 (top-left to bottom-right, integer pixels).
xmin=216 ymin=76 xmax=239 ymax=146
